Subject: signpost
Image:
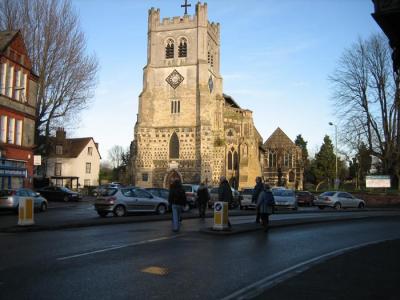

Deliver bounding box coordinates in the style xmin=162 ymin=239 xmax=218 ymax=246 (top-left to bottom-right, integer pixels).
xmin=366 ymin=175 xmax=391 ymax=188
xmin=34 ymin=155 xmax=42 ymax=166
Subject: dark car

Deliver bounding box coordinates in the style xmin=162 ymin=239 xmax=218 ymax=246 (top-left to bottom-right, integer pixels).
xmin=38 ymin=186 xmax=81 ymax=202
xmin=296 ymin=191 xmax=315 ymax=206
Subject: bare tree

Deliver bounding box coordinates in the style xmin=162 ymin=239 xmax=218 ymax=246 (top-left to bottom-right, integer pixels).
xmin=0 ymin=0 xmax=98 ymax=142
xmin=330 ymin=34 xmax=400 ymax=189
xmin=108 ymin=145 xmax=124 ymax=169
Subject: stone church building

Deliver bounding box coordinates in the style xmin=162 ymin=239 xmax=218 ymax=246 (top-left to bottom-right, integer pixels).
xmin=131 ymin=3 xmax=264 ymax=189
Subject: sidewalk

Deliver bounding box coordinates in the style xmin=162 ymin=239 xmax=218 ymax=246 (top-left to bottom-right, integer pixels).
xmin=253 ymin=239 xmax=400 ymax=300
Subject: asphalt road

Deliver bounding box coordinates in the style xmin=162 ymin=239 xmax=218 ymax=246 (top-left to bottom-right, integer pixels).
xmin=1 ymin=214 xmax=400 ymax=299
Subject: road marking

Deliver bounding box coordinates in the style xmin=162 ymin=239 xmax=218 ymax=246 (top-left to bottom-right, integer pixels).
xmin=56 ymin=235 xmax=181 ymax=261
xmin=221 ymin=238 xmax=394 ymax=300
xmin=141 ymin=266 xmax=169 ymax=276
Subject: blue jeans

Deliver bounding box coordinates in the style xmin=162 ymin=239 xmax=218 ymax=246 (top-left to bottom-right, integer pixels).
xmin=171 ymin=204 xmax=182 ymax=231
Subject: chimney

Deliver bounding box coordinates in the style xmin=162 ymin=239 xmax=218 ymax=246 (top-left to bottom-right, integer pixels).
xmin=56 ymin=127 xmax=66 ymax=142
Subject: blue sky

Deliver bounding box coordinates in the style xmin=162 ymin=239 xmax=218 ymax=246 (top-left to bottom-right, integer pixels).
xmin=71 ymin=0 xmax=381 ymax=160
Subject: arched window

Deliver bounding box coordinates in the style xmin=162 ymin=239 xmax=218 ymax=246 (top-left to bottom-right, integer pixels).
xmin=227 ymin=151 xmax=233 ymax=170
xmin=165 ymin=39 xmax=174 ymax=59
xmin=233 ymin=151 xmax=239 ymax=170
xmin=169 ymin=132 xmax=179 ymax=159
xmin=178 ymin=38 xmax=187 ymax=57
xmin=268 ymin=150 xmax=277 ymax=168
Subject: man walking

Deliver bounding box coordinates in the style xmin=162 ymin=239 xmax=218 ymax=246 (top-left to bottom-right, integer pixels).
xmin=256 ymin=184 xmax=275 ymax=232
xmin=168 ymin=179 xmax=187 ymax=232
xmin=252 ymin=176 xmax=264 ymax=223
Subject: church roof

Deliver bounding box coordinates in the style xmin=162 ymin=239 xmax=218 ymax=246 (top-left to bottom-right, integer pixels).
xmin=223 ymin=93 xmax=241 ymax=109
xmin=264 ymin=127 xmax=296 ymax=149
xmin=0 ymin=30 xmax=19 ymax=53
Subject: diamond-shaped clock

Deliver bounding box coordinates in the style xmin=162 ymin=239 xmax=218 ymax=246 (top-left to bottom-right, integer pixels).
xmin=166 ymin=69 xmax=184 ymax=89
xmin=208 ymin=75 xmax=214 ymax=93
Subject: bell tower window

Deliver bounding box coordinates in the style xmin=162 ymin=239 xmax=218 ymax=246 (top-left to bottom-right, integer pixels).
xmin=165 ymin=39 xmax=174 ymax=59
xmin=178 ymin=38 xmax=187 ymax=58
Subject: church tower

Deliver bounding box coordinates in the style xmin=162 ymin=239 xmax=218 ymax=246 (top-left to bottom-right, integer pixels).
xmin=133 ymin=2 xmax=226 ymax=187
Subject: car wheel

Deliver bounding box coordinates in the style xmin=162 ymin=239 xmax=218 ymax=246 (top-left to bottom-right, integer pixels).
xmin=182 ymin=204 xmax=190 ymax=212
xmin=97 ymin=211 xmax=108 ymax=217
xmin=40 ymin=202 xmax=47 ymax=212
xmin=358 ymin=202 xmax=365 ymax=209
xmin=334 ymin=202 xmax=342 ymax=210
xmin=63 ymin=196 xmax=69 ymax=202
xmin=156 ymin=204 xmax=167 ymax=215
xmin=318 ymin=206 xmax=325 ymax=210
xmin=113 ymin=205 xmax=126 ymax=217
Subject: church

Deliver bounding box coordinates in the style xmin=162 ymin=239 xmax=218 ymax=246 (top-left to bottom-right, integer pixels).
xmin=131 ymin=2 xmax=264 ymax=189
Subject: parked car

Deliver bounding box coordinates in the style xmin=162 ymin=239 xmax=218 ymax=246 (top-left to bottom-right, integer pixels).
xmin=314 ymin=191 xmax=366 ymax=210
xmin=272 ymin=188 xmax=297 ymax=210
xmin=182 ymin=184 xmax=199 ymax=208
xmin=0 ymin=188 xmax=48 ymax=212
xmin=239 ymin=188 xmax=256 ymax=210
xmin=208 ymin=187 xmax=240 ymax=209
xmin=296 ymin=191 xmax=315 ymax=206
xmin=38 ymin=186 xmax=82 ymax=202
xmin=94 ymin=186 xmax=169 ymax=217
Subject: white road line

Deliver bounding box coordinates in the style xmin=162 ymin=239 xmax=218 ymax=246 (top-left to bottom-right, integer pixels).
xmin=221 ymin=238 xmax=394 ymax=300
xmin=57 ymin=235 xmax=181 ymax=261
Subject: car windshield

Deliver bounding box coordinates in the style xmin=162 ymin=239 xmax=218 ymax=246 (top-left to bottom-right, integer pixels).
xmin=273 ymin=189 xmax=294 ymax=197
xmin=210 ymin=188 xmax=219 ymax=193
xmin=241 ymin=189 xmax=253 ymax=195
xmin=320 ymin=191 xmax=336 ymax=196
xmin=100 ymin=188 xmax=118 ymax=196
xmin=60 ymin=187 xmax=73 ymax=193
xmin=183 ymin=186 xmax=192 ymax=192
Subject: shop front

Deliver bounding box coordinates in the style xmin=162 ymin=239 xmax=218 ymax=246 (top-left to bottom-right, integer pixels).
xmin=0 ymin=158 xmax=27 ymax=189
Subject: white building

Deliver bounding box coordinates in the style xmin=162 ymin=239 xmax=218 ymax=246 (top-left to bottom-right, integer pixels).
xmin=45 ymin=128 xmax=101 ymax=188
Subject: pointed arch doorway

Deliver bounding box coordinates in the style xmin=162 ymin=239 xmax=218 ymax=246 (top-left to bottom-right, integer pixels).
xmin=164 ymin=170 xmax=182 ymax=188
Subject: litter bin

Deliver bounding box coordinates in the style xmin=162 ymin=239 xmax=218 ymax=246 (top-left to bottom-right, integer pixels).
xmin=213 ymin=201 xmax=229 ymax=230
xmin=18 ymin=198 xmax=34 ymax=226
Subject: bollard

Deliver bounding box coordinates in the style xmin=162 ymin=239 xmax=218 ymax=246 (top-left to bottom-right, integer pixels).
xmin=18 ymin=198 xmax=35 ymax=226
xmin=213 ymin=201 xmax=229 ymax=230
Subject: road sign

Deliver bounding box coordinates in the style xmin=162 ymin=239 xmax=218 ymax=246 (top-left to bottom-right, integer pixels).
xmin=366 ymin=175 xmax=391 ymax=188
xmin=34 ymin=155 xmax=41 ymax=166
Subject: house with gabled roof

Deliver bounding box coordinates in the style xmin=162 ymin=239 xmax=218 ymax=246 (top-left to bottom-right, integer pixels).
xmin=45 ymin=128 xmax=101 ymax=188
xmin=262 ymin=127 xmax=304 ymax=190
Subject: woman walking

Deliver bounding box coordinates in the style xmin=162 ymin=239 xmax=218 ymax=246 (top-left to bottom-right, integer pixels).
xmin=256 ymin=184 xmax=275 ymax=232
xmin=168 ymin=179 xmax=187 ymax=232
xmin=197 ymin=182 xmax=210 ymax=218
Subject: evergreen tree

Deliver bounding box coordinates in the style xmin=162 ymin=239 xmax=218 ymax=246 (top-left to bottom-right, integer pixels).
xmin=314 ymin=135 xmax=336 ymax=189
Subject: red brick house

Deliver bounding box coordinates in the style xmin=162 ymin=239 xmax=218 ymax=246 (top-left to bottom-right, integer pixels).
xmin=0 ymin=30 xmax=38 ymax=189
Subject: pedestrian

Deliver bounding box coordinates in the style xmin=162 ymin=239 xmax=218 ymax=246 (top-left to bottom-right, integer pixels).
xmin=256 ymin=184 xmax=275 ymax=232
xmin=197 ymin=182 xmax=210 ymax=218
xmin=218 ymin=176 xmax=233 ymax=228
xmin=168 ymin=179 xmax=187 ymax=232
xmin=252 ymin=176 xmax=264 ymax=223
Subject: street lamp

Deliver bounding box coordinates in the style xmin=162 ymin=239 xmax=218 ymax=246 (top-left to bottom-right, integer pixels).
xmin=329 ymin=122 xmax=338 ymax=188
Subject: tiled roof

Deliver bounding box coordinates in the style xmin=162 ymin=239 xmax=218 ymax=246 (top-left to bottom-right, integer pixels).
xmin=0 ymin=30 xmax=19 ymax=53
xmin=264 ymin=127 xmax=296 ymax=148
xmin=48 ymin=137 xmax=99 ymax=158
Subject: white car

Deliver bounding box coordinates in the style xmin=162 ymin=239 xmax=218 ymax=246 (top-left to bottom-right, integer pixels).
xmin=272 ymin=188 xmax=297 ymax=210
xmin=239 ymin=188 xmax=256 ymax=210
xmin=314 ymin=191 xmax=366 ymax=210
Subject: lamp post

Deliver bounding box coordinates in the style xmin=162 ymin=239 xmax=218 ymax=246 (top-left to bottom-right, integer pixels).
xmin=329 ymin=122 xmax=339 ymax=189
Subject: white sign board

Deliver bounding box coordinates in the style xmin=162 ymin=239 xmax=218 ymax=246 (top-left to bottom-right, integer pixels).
xmin=33 ymin=155 xmax=42 ymax=166
xmin=366 ymin=175 xmax=391 ymax=188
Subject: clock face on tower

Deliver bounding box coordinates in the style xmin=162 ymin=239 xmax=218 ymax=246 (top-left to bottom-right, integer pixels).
xmin=166 ymin=69 xmax=184 ymax=89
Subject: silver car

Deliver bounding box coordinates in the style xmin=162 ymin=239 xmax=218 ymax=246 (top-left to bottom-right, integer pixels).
xmin=94 ymin=187 xmax=169 ymax=217
xmin=314 ymin=191 xmax=366 ymax=210
xmin=272 ymin=188 xmax=297 ymax=210
xmin=0 ymin=188 xmax=48 ymax=212
xmin=239 ymin=188 xmax=256 ymax=210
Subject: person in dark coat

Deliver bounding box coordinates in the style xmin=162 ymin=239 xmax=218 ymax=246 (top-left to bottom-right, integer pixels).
xmin=168 ymin=179 xmax=187 ymax=232
xmin=256 ymin=184 xmax=275 ymax=232
xmin=197 ymin=182 xmax=210 ymax=218
xmin=252 ymin=176 xmax=264 ymax=223
xmin=218 ymin=176 xmax=232 ymax=227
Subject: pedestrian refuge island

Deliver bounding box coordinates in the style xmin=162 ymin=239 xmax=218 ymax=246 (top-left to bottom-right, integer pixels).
xmin=213 ymin=201 xmax=229 ymax=230
xmin=18 ymin=198 xmax=34 ymax=226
